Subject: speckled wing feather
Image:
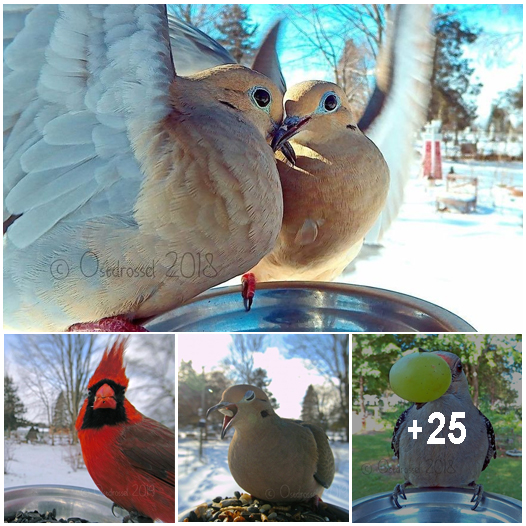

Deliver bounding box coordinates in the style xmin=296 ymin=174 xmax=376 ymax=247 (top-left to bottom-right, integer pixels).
xmin=391 ymin=404 xmax=414 ymax=459
xmin=479 ymin=408 xmax=497 ymax=471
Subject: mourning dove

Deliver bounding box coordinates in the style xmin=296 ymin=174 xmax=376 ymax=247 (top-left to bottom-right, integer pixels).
xmin=3 ymin=5 xmax=285 ymax=331
xmin=252 ymin=79 xmax=390 ymax=285
xmin=207 ymin=384 xmax=335 ymax=502
xmin=391 ymin=351 xmax=496 ymax=510
xmin=246 ymin=4 xmax=434 ymax=302
xmin=165 ymin=7 xmax=434 ymax=309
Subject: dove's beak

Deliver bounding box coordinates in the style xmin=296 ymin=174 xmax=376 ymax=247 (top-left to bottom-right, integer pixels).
xmin=207 ymin=401 xmax=238 ymax=440
xmin=271 ymin=115 xmax=311 ymax=154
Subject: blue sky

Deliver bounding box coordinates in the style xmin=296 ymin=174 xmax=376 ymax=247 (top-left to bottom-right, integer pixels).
xmin=245 ymin=4 xmax=523 ymax=124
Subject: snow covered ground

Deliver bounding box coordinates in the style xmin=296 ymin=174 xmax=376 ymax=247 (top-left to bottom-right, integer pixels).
xmin=4 ymin=441 xmax=97 ymax=490
xmin=220 ymin=159 xmax=522 ymax=332
xmin=342 ymin=159 xmax=523 ymax=332
xmin=178 ymin=436 xmax=349 ymax=514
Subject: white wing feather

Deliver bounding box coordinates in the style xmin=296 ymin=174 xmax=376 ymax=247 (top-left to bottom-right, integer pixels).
xmin=364 ymin=4 xmax=435 ymax=243
xmin=3 ymin=5 xmax=175 ymax=248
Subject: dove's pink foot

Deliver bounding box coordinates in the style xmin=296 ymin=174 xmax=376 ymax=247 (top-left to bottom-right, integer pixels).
xmin=241 ymin=272 xmax=256 ymax=311
xmin=67 ymin=315 xmax=149 ymax=332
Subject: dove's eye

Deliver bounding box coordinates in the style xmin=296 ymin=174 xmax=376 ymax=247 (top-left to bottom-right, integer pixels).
xmin=321 ymin=92 xmax=340 ymax=112
xmin=251 ymin=87 xmax=272 ymax=110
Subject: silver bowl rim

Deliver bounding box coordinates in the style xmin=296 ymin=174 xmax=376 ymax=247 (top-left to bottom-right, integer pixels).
xmin=5 ymin=484 xmax=106 ymax=495
xmin=145 ymin=281 xmax=476 ymax=332
xmin=352 ymin=487 xmax=523 ymax=509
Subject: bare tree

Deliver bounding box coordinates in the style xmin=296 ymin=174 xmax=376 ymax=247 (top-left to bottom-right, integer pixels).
xmin=10 ymin=334 xmax=103 ymax=443
xmin=168 ymin=4 xmax=221 ymax=35
xmin=335 ymin=4 xmax=391 ymax=59
xmin=337 ymin=38 xmax=372 ymax=117
xmin=223 ymin=335 xmax=268 ymax=384
xmin=280 ymin=4 xmax=345 ymax=83
xmin=126 ymin=334 xmax=175 ymax=428
xmin=283 ymin=335 xmax=349 ymax=442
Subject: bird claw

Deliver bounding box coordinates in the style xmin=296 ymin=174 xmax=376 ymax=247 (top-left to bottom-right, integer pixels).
xmin=243 ymin=295 xmax=253 ymax=311
xmin=241 ymin=273 xmax=256 ymax=311
xmin=391 ymin=483 xmax=408 ymax=509
xmin=470 ymin=483 xmax=484 ymax=511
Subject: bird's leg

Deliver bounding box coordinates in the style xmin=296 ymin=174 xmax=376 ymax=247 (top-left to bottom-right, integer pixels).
xmin=310 ymin=495 xmax=327 ymax=511
xmin=67 ymin=315 xmax=149 ymax=332
xmin=241 ymin=273 xmax=256 ymax=311
xmin=467 ymin=481 xmax=484 ymax=511
xmin=391 ymin=481 xmax=411 ymax=509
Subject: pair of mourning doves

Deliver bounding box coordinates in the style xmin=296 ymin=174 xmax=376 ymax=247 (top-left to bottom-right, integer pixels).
xmin=168 ymin=5 xmax=435 ymax=308
xmin=207 ymin=385 xmax=335 ymax=502
xmin=3 ymin=5 xmax=287 ymax=331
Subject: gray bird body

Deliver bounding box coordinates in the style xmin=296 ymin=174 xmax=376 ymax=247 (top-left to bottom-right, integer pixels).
xmin=229 ymin=415 xmax=334 ymax=501
xmin=392 ymin=352 xmax=496 ymax=488
xmin=208 ymin=384 xmax=335 ymax=502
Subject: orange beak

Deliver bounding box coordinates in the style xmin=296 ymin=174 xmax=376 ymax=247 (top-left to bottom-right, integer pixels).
xmin=93 ymin=384 xmax=117 ymax=410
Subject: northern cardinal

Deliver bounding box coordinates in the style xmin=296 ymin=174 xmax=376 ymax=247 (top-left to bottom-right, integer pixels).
xmin=76 ymin=338 xmax=175 ymax=522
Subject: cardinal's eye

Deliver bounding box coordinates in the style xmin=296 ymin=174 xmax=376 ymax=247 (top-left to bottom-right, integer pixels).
xmin=320 ymin=92 xmax=340 ymax=112
xmin=251 ymin=87 xmax=271 ymax=109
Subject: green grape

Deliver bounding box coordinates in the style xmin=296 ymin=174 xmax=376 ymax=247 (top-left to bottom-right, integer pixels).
xmin=389 ymin=351 xmax=451 ymax=403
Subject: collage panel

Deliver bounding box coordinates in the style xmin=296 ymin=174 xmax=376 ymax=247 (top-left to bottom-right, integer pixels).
xmin=351 ymin=334 xmax=522 ymax=523
xmin=3 ymin=4 xmax=522 ymax=336
xmin=4 ymin=334 xmax=175 ymax=523
xmin=178 ymin=334 xmax=350 ymax=521
xmin=1 ymin=2 xmax=524 ymax=525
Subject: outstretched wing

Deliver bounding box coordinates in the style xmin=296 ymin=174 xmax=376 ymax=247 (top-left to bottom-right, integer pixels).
xmin=167 ymin=15 xmax=286 ymax=93
xmin=250 ymin=21 xmax=286 ymax=94
xmin=3 ymin=5 xmax=175 ymax=247
xmin=360 ymin=4 xmax=435 ymax=243
xmin=166 ymin=13 xmax=236 ymax=76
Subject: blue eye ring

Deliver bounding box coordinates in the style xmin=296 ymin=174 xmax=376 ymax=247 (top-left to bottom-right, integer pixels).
xmin=250 ymin=86 xmax=272 ymax=112
xmin=320 ymin=91 xmax=340 ymax=113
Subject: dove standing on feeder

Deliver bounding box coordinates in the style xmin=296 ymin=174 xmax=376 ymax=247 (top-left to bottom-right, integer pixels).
xmin=391 ymin=351 xmax=496 ymax=510
xmin=207 ymin=385 xmax=335 ymax=502
xmin=3 ymin=4 xmax=285 ymax=331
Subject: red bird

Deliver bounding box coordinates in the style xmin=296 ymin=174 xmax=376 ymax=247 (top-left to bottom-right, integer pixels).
xmin=76 ymin=338 xmax=175 ymax=522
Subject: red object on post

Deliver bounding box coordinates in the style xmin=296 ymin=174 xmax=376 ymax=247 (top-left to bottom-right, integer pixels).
xmin=422 ymin=121 xmax=443 ymax=180
xmin=433 ymin=140 xmax=443 ymax=179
